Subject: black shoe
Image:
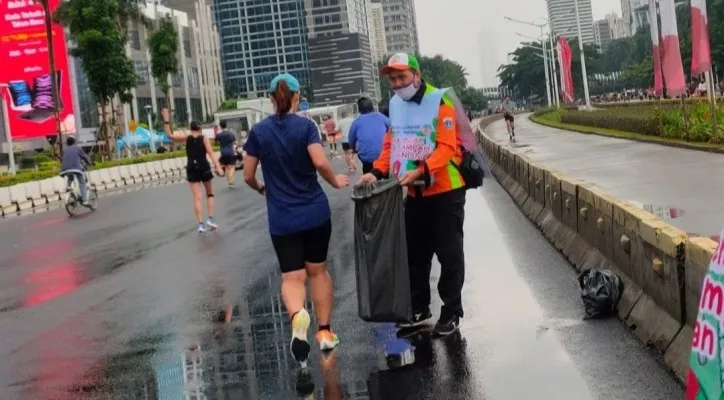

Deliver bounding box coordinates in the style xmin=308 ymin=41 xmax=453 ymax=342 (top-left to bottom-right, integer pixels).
xmin=397 ymin=310 xmax=433 ymax=329
xmin=295 ymin=369 xmax=315 ymax=397
xmin=433 ymin=314 xmax=460 ymax=336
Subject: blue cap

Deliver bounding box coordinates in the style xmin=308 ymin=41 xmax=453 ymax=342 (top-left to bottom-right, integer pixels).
xmin=269 ymin=73 xmax=300 ymax=93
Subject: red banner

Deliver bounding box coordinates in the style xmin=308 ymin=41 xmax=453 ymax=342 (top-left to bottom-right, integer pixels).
xmin=0 ymin=0 xmax=75 ymax=141
xmin=557 ymin=37 xmax=574 ymax=104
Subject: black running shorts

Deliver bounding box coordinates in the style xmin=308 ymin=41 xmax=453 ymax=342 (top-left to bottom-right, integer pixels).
xmin=187 ymin=168 xmax=213 ymax=183
xmin=504 ymin=113 xmax=515 ymax=122
xmin=271 ymin=219 xmax=332 ymax=273
xmin=341 ymin=142 xmax=351 ymax=151
xmin=219 ymin=155 xmax=237 ymax=166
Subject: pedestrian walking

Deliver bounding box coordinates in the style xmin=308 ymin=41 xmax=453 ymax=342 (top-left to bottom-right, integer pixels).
xmin=357 ymin=53 xmax=468 ymax=336
xmin=215 ymin=121 xmax=237 ymax=187
xmin=348 ymin=97 xmax=389 ymax=174
xmin=243 ymin=73 xmax=349 ymax=367
xmin=162 ymin=108 xmax=224 ymax=233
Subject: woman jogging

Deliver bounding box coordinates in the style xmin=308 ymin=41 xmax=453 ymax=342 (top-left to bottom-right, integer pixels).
xmin=162 ymin=108 xmax=224 ymax=233
xmin=502 ymin=98 xmax=515 ymax=141
xmin=243 ymin=73 xmax=348 ymax=368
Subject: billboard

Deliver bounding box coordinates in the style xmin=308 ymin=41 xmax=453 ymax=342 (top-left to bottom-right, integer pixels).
xmin=0 ymin=0 xmax=75 ymax=141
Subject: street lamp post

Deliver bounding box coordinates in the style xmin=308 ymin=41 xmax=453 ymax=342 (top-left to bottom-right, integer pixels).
xmin=41 ymin=0 xmax=63 ymax=156
xmin=518 ymin=31 xmax=560 ymax=108
xmin=572 ymin=0 xmax=592 ymax=109
xmin=547 ymin=33 xmax=561 ymax=107
xmin=0 ymin=84 xmax=16 ymax=175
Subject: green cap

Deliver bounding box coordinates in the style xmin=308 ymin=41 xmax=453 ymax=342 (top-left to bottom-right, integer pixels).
xmin=380 ymin=53 xmax=420 ymax=75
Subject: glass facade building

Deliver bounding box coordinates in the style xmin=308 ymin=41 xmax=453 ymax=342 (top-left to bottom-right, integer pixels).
xmin=212 ymin=0 xmax=310 ymax=98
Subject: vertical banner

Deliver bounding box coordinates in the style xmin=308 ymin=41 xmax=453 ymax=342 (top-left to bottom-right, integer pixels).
xmin=0 ymin=0 xmax=75 ymax=141
xmin=557 ymin=37 xmax=574 ymax=104
xmin=690 ymin=0 xmax=712 ymax=75
xmin=648 ymin=0 xmax=665 ymax=95
xmin=686 ymin=231 xmax=724 ymax=400
xmin=659 ymin=0 xmax=687 ymax=96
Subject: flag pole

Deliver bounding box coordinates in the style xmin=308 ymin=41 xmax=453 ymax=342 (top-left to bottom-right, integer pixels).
xmin=709 ymin=69 xmax=719 ymax=142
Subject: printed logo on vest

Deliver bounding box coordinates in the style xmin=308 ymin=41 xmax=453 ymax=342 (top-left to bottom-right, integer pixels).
xmin=443 ymin=117 xmax=454 ymax=129
xmin=421 ymin=124 xmax=434 ymax=136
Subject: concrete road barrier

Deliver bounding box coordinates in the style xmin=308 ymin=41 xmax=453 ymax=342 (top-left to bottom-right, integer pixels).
xmin=38 ymin=178 xmax=60 ymax=203
xmin=22 ymin=181 xmax=45 ymax=207
xmin=0 ymin=187 xmax=14 ymax=215
xmin=89 ymin=170 xmax=105 ymax=191
xmin=109 ymin=167 xmax=124 ymax=187
xmin=475 ymin=114 xmax=716 ymax=386
xmin=9 ymin=185 xmax=31 ymax=211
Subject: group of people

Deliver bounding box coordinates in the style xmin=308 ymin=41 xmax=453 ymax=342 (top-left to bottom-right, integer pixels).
xmin=160 ymin=52 xmax=473 ymax=371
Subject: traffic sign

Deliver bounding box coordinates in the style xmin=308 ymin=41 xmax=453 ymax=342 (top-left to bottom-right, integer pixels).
xmin=300 ymin=99 xmax=309 ymax=111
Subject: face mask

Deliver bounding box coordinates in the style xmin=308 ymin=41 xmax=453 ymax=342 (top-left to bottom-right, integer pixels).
xmin=393 ymin=81 xmax=418 ymax=101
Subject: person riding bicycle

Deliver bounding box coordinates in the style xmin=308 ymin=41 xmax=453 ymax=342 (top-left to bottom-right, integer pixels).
xmin=61 ymin=136 xmax=91 ymax=205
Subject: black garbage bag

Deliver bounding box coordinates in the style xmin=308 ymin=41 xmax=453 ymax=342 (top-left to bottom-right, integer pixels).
xmin=578 ymin=268 xmax=624 ymax=319
xmin=351 ymin=180 xmax=412 ymax=323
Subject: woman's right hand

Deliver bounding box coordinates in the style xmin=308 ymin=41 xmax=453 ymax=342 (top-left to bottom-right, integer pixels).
xmin=334 ymin=174 xmax=349 ymax=189
xmin=356 ymin=173 xmax=377 ymax=187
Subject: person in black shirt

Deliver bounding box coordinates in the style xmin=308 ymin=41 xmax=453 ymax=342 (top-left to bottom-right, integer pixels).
xmin=162 ymin=109 xmax=224 ymax=233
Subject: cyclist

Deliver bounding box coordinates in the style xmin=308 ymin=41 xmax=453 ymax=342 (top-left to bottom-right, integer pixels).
xmin=60 ymin=136 xmax=91 ymax=206
xmin=162 ymin=109 xmax=224 ymax=233
xmin=502 ymin=98 xmax=515 ymax=140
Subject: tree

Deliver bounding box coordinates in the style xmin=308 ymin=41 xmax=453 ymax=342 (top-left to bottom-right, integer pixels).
xmin=54 ymin=0 xmax=137 ymax=160
xmin=147 ymin=16 xmax=179 ymax=116
xmin=459 ymin=87 xmax=488 ymax=111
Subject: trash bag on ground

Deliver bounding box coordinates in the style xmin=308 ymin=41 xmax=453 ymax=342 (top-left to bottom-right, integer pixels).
xmin=578 ymin=268 xmax=624 ymax=319
xmin=351 ymin=180 xmax=411 ymax=323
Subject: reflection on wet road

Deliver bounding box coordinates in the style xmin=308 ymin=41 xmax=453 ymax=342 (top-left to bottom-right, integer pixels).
xmin=0 ymin=163 xmax=683 ymax=399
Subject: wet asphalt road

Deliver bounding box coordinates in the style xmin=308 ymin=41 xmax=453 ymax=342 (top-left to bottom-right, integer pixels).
xmin=487 ymin=115 xmax=724 ymax=237
xmin=0 ymin=160 xmax=683 ymax=399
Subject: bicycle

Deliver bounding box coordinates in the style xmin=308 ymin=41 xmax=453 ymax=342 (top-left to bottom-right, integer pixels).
xmin=59 ymin=168 xmax=98 ymax=216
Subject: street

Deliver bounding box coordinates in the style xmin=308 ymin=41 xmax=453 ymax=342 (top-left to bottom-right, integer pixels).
xmin=487 ymin=115 xmax=724 ymax=237
xmin=0 ymin=161 xmax=683 ymax=399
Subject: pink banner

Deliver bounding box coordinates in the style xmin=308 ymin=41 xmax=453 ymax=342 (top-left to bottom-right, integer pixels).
xmin=691 ymin=0 xmax=711 ymax=75
xmin=659 ymin=0 xmax=687 ymax=96
xmin=557 ymin=37 xmax=574 ymax=104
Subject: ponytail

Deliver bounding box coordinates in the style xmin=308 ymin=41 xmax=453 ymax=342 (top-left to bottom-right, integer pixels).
xmin=272 ymin=79 xmax=293 ymax=117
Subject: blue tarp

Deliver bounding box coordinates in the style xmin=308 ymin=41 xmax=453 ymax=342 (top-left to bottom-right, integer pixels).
xmin=115 ymin=127 xmax=171 ymax=151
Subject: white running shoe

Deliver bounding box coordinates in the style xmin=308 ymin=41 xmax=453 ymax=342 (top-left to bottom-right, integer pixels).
xmin=290 ymin=309 xmax=312 ymax=368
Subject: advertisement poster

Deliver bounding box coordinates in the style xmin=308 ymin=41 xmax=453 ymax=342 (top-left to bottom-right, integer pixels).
xmin=686 ymin=230 xmax=724 ymax=400
xmin=0 ymin=0 xmax=75 ymax=141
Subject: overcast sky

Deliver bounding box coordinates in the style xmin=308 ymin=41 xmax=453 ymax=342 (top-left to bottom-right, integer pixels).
xmin=414 ymin=0 xmax=622 ymax=87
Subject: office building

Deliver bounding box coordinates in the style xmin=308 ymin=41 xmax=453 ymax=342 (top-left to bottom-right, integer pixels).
xmin=304 ymin=0 xmax=380 ymax=105
xmin=368 ymin=0 xmax=388 ymax=63
xmin=594 ymin=19 xmax=613 ymax=48
xmin=212 ymin=0 xmax=311 ymax=99
xmin=621 ymin=0 xmax=647 ymax=36
xmin=381 ymin=0 xmax=420 ymax=54
xmin=72 ymin=1 xmax=225 ymax=143
xmin=546 ymin=0 xmax=595 ymax=44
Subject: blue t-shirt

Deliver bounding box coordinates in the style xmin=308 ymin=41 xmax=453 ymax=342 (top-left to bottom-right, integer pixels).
xmin=243 ymin=114 xmax=331 ymax=236
xmin=216 ymin=130 xmax=236 ymax=156
xmin=348 ymin=112 xmax=390 ymax=163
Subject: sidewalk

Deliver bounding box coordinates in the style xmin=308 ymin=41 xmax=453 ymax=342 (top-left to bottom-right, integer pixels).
xmin=485 ymin=115 xmax=724 ymax=237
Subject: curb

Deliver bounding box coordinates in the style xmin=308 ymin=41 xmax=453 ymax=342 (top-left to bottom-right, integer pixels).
xmin=529 ymin=114 xmax=724 ymax=155
xmin=0 ymin=156 xmax=192 ymax=218
xmin=478 ymin=115 xmax=713 ymax=386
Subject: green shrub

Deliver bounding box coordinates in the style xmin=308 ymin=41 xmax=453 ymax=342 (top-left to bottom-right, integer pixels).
xmin=533 ymin=107 xmax=556 ymax=117
xmin=561 ymin=108 xmax=660 ymax=136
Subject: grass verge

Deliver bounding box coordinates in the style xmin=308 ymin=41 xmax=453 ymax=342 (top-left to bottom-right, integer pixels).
xmin=529 ymin=113 xmax=724 ymax=154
